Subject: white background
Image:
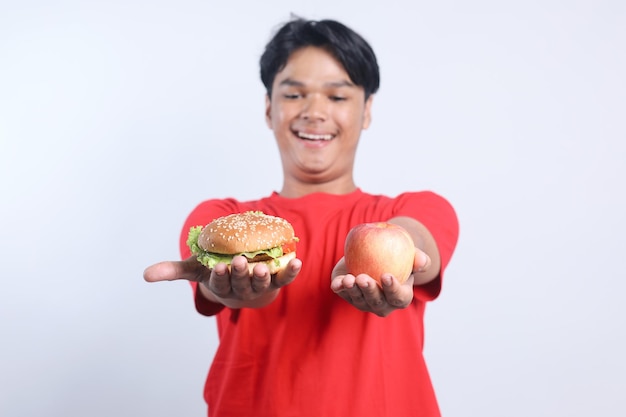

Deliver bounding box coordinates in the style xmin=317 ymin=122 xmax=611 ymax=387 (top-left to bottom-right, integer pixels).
xmin=1 ymin=1 xmax=625 ymax=416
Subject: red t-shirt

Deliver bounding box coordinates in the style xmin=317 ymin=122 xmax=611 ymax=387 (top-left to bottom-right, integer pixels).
xmin=179 ymin=189 xmax=459 ymax=417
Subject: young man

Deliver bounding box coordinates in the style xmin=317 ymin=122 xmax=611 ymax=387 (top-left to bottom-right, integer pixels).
xmin=145 ymin=18 xmax=459 ymax=417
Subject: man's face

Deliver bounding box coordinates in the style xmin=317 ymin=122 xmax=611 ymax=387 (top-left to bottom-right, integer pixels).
xmin=266 ymin=46 xmax=373 ymax=186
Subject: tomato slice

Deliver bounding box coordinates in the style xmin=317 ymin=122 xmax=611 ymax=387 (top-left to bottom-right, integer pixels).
xmin=281 ymin=240 xmax=297 ymax=254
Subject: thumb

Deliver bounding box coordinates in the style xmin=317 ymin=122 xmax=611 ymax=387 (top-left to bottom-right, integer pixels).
xmin=413 ymin=248 xmax=431 ymax=273
xmin=143 ymin=257 xmax=205 ymax=283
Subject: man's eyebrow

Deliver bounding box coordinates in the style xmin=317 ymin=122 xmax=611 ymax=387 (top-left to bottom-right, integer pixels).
xmin=324 ymin=80 xmax=355 ymax=88
xmin=278 ymin=78 xmax=305 ymax=87
xmin=277 ymin=78 xmax=355 ymax=88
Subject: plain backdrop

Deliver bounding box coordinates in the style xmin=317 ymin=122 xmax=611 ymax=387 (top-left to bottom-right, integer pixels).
xmin=1 ymin=1 xmax=625 ymax=416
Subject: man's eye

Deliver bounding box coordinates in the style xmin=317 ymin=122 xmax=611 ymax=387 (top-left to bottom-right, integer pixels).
xmin=284 ymin=93 xmax=301 ymax=99
xmin=329 ymin=96 xmax=347 ymax=102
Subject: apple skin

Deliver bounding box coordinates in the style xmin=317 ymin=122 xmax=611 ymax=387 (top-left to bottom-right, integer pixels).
xmin=344 ymin=222 xmax=415 ymax=285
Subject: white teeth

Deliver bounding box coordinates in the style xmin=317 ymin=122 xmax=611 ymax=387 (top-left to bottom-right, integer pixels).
xmin=297 ymin=132 xmax=334 ymax=141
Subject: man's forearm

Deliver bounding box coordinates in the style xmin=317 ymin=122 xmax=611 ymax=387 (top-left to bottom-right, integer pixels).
xmin=388 ymin=216 xmax=441 ymax=286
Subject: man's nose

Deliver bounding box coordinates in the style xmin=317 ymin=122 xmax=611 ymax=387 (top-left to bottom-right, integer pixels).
xmin=300 ymin=95 xmax=327 ymax=121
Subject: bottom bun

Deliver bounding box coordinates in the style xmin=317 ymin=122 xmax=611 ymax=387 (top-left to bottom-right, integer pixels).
xmin=246 ymin=251 xmax=296 ymax=275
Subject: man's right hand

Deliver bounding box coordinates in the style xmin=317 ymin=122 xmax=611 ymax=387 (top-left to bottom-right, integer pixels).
xmin=143 ymin=255 xmax=302 ymax=309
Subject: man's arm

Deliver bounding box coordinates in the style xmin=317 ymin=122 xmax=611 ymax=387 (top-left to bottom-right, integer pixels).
xmin=388 ymin=216 xmax=441 ymax=286
xmin=144 ymin=255 xmax=302 ymax=309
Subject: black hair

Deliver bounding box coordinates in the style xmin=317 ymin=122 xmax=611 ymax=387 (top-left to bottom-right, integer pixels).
xmin=260 ymin=18 xmax=380 ymax=100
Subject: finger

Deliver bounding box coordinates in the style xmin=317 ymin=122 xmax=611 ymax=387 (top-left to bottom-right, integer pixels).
xmin=208 ymin=263 xmax=232 ymax=298
xmin=381 ymin=274 xmax=414 ymax=309
xmin=143 ymin=258 xmax=206 ymax=283
xmin=229 ymin=255 xmax=251 ymax=278
xmin=331 ymin=275 xmax=360 ymax=307
xmin=356 ymin=276 xmax=386 ymax=310
xmin=331 ymin=273 xmax=356 ymax=293
xmin=228 ymin=256 xmax=254 ymax=297
xmin=330 ymin=276 xmax=345 ymax=292
xmin=273 ymin=258 xmax=302 ymax=287
xmin=344 ymin=276 xmax=370 ymax=306
xmin=251 ymin=263 xmax=272 ymax=293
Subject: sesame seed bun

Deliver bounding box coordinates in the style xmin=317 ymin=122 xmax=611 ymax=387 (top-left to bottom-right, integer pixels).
xmin=197 ymin=211 xmax=296 ymax=255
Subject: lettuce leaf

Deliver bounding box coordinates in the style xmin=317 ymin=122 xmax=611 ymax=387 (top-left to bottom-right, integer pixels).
xmin=186 ymin=226 xmax=204 ymax=256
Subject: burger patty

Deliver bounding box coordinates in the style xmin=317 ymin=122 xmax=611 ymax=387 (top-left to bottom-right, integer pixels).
xmin=244 ymin=253 xmax=276 ymax=263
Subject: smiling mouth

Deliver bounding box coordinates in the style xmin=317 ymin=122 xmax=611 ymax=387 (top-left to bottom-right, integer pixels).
xmin=296 ymin=131 xmax=335 ymax=141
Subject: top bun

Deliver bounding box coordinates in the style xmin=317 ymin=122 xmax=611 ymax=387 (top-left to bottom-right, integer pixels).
xmin=198 ymin=211 xmax=296 ymax=254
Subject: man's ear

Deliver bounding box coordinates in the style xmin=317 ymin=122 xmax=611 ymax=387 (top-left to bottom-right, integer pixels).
xmin=362 ymin=95 xmax=374 ymax=130
xmin=265 ymin=95 xmax=272 ymax=129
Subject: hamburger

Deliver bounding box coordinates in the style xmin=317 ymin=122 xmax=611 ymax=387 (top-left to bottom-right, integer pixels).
xmin=186 ymin=211 xmax=298 ymax=274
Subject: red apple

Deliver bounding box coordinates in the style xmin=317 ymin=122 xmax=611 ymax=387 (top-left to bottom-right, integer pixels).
xmin=344 ymin=222 xmax=415 ymax=285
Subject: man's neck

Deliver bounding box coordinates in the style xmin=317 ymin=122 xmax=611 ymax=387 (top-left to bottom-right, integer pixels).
xmin=279 ymin=177 xmax=357 ymax=198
